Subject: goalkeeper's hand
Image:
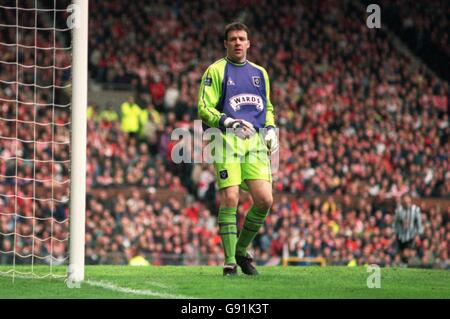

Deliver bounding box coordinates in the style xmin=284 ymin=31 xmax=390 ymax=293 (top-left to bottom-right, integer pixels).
xmin=264 ymin=127 xmax=279 ymax=154
xmin=223 ymin=118 xmax=256 ymax=139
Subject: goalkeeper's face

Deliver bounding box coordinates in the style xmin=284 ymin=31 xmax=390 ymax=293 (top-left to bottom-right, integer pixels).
xmin=224 ymin=30 xmax=250 ymax=63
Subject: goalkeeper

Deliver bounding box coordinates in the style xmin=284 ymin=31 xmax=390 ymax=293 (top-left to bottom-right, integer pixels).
xmin=197 ymin=22 xmax=278 ymax=276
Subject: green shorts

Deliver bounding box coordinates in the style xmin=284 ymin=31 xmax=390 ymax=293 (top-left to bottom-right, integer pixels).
xmin=213 ymin=131 xmax=272 ymax=190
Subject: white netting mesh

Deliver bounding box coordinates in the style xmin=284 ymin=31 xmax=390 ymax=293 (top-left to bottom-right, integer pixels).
xmin=0 ymin=0 xmax=73 ymax=280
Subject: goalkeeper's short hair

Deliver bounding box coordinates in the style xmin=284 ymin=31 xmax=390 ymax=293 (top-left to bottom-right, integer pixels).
xmin=224 ymin=22 xmax=250 ymax=41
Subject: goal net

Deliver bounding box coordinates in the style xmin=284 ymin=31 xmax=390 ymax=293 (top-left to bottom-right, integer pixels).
xmin=0 ymin=0 xmax=87 ymax=283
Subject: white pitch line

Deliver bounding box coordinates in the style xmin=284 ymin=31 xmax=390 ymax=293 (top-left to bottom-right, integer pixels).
xmin=144 ymin=281 xmax=171 ymax=289
xmin=0 ymin=272 xmax=194 ymax=299
xmin=85 ymin=279 xmax=194 ymax=299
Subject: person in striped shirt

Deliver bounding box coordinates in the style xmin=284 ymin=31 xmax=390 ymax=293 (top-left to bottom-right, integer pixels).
xmin=394 ymin=194 xmax=424 ymax=266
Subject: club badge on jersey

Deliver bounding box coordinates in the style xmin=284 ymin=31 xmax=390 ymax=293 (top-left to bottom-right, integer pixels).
xmin=252 ymin=76 xmax=261 ymax=87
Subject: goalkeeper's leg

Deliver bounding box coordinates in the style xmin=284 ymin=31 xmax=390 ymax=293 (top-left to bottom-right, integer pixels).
xmin=236 ymin=179 xmax=273 ymax=275
xmin=236 ymin=137 xmax=273 ymax=275
xmin=218 ymin=186 xmax=240 ymax=276
xmin=214 ymin=133 xmax=244 ymax=275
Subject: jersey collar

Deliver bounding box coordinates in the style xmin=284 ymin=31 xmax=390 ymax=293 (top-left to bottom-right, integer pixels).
xmin=225 ymin=56 xmax=248 ymax=66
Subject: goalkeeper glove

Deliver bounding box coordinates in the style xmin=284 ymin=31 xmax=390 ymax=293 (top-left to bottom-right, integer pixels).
xmin=264 ymin=127 xmax=279 ymax=154
xmin=223 ymin=117 xmax=256 ymax=139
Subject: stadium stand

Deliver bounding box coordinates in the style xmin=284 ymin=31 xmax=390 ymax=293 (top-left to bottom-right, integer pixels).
xmin=0 ymin=0 xmax=448 ymax=268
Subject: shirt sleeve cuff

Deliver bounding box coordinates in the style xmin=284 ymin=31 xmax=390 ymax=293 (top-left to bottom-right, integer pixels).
xmin=219 ymin=114 xmax=228 ymax=128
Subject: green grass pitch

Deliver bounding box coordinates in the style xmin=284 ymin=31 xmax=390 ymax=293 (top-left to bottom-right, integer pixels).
xmin=0 ymin=265 xmax=449 ymax=299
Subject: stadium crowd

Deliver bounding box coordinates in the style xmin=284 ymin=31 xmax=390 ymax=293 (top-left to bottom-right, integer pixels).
xmin=88 ymin=0 xmax=450 ymax=198
xmin=379 ymin=0 xmax=449 ymax=56
xmin=0 ymin=0 xmax=449 ymax=268
xmin=82 ymin=190 xmax=450 ymax=268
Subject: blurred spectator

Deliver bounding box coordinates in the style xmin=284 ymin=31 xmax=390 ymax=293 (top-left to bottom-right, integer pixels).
xmin=120 ymin=96 xmax=142 ymax=139
xmin=394 ymin=194 xmax=425 ymax=266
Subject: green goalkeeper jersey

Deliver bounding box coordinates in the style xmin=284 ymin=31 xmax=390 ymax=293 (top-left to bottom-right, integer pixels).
xmin=198 ymin=57 xmax=275 ymax=130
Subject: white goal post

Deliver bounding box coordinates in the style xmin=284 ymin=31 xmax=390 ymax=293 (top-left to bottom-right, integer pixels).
xmin=68 ymin=0 xmax=88 ymax=284
xmin=0 ymin=0 xmax=88 ymax=284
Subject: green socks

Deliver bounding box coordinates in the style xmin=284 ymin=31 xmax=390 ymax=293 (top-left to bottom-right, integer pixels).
xmin=219 ymin=205 xmax=269 ymax=264
xmin=236 ymin=205 xmax=268 ymax=257
xmin=218 ymin=207 xmax=238 ymax=265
